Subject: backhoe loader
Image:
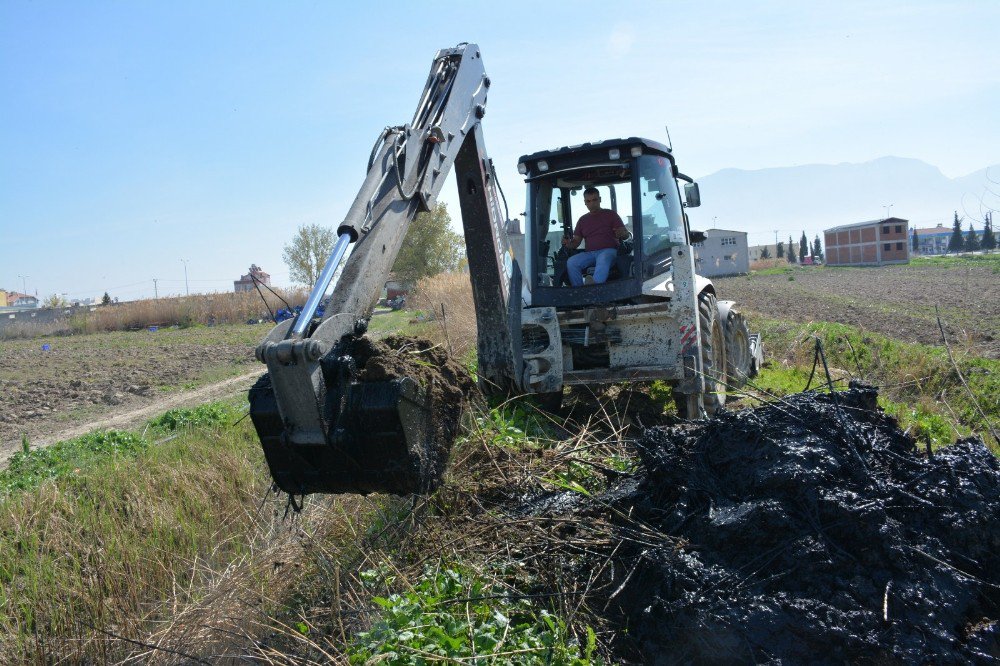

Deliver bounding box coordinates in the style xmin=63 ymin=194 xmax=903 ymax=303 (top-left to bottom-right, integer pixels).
xmin=249 ymin=43 xmax=762 ymax=496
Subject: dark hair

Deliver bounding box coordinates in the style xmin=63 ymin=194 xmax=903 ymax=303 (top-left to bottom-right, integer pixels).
xmin=583 ymin=187 xmax=600 ymax=198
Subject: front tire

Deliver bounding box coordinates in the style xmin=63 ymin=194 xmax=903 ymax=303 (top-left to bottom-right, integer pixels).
xmin=674 ymin=291 xmax=727 ymax=418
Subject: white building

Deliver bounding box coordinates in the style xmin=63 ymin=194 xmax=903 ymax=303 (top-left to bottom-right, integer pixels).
xmin=748 ymin=243 xmax=780 ymax=262
xmin=693 ymin=228 xmax=750 ymax=277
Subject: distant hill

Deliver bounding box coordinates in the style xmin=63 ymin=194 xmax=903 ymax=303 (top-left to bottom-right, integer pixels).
xmin=691 ymin=157 xmax=1000 ymax=242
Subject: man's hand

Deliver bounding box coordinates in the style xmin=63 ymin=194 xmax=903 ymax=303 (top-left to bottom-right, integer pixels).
xmin=562 ymin=233 xmax=582 ymax=249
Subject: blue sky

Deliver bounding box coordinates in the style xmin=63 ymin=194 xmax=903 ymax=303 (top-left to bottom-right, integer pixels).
xmin=2 ymin=1 xmax=998 ymax=300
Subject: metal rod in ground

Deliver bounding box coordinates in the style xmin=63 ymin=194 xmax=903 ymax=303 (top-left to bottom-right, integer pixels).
xmin=441 ymin=303 xmax=453 ymax=356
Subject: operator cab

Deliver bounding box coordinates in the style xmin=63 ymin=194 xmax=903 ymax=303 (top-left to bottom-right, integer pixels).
xmin=518 ymin=138 xmax=696 ymax=309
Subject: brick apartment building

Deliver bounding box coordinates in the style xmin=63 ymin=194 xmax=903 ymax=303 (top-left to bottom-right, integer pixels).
xmin=824 ymin=217 xmax=910 ymax=266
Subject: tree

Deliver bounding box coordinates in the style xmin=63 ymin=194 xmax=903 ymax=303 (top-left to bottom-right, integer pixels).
xmin=787 ymin=235 xmax=797 ymax=263
xmin=776 ymin=241 xmax=784 ymax=258
xmin=911 ymin=230 xmax=919 ymax=253
xmin=981 ymin=212 xmax=996 ymax=252
xmin=44 ymin=294 xmax=67 ymax=308
xmin=391 ymin=203 xmax=463 ymax=284
xmin=101 ymin=292 xmax=112 ymax=306
xmin=760 ymin=246 xmax=772 ymax=259
xmin=283 ymin=223 xmax=336 ymax=286
xmin=799 ymin=232 xmax=809 ymax=260
xmin=948 ymin=211 xmax=965 ymax=253
xmin=964 ymin=222 xmax=980 ymax=252
xmin=812 ymin=234 xmax=824 ymax=261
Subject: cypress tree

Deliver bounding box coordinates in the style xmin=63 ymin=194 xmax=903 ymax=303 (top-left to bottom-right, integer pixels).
xmin=777 ymin=241 xmax=784 ymax=258
xmin=965 ymin=222 xmax=980 ymax=252
xmin=948 ymin=211 xmax=965 ymax=253
xmin=799 ymin=231 xmax=809 ymax=260
xmin=787 ymin=236 xmax=797 ymax=263
xmin=911 ymin=229 xmax=919 ymax=253
xmin=982 ymin=212 xmax=996 ymax=252
xmin=812 ymin=234 xmax=824 ymax=261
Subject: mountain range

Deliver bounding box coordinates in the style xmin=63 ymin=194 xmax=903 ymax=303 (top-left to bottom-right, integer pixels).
xmin=692 ymin=157 xmax=999 ymax=244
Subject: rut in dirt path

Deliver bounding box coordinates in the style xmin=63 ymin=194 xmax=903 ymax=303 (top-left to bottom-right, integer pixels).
xmin=0 ymin=370 xmax=263 ymax=467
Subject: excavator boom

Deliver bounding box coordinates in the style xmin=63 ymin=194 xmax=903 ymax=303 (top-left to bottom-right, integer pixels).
xmin=249 ymin=44 xmax=519 ymax=496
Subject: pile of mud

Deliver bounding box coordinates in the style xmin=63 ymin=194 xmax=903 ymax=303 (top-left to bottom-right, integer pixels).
xmin=598 ymin=383 xmax=999 ymax=663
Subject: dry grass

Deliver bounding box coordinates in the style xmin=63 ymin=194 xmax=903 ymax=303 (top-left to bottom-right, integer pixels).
xmin=77 ymin=290 xmax=308 ymax=334
xmin=1 ymin=289 xmax=308 ymax=339
xmin=0 ymin=420 xmax=268 ymax=663
xmin=410 ymin=271 xmax=477 ymax=358
xmin=749 ymin=257 xmax=790 ymax=271
xmin=0 ymin=320 xmax=70 ymax=339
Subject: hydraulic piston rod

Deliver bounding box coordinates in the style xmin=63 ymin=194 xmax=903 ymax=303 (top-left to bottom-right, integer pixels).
xmin=289 ymin=232 xmax=353 ymax=339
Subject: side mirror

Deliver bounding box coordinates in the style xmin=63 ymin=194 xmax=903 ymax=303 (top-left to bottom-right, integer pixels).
xmin=684 ymin=182 xmax=701 ymax=208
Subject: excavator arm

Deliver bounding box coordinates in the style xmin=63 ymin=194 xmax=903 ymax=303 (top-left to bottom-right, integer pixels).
xmin=250 ymin=44 xmax=521 ymax=496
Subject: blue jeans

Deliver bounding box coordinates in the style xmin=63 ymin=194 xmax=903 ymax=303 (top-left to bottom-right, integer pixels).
xmin=567 ymin=248 xmax=618 ymax=286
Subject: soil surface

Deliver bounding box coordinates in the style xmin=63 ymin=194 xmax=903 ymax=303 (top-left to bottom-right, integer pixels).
xmin=716 ymin=261 xmax=1000 ymax=357
xmin=0 ymin=324 xmax=264 ymax=460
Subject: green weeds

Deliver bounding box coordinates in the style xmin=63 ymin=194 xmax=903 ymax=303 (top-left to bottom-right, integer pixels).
xmin=0 ymin=403 xmax=240 ymax=498
xmin=1 ymin=430 xmax=147 ymax=495
xmin=746 ymin=318 xmax=998 ymax=451
xmin=350 ymin=566 xmax=595 ymax=664
xmin=148 ymin=402 xmax=235 ymax=431
xmin=0 ymin=411 xmax=264 ymax=661
xmin=476 ymin=401 xmax=553 ymax=448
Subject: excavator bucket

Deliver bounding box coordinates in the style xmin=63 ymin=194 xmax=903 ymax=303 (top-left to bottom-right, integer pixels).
xmin=249 ymin=373 xmax=440 ymax=496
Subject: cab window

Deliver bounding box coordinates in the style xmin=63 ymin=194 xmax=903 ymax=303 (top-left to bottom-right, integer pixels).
xmin=637 ymin=155 xmax=684 ymax=278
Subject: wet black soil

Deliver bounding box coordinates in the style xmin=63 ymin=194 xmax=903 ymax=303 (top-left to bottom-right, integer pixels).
xmin=598 ymin=383 xmax=1000 ymax=664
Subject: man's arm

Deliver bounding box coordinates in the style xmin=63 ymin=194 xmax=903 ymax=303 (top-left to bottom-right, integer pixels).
xmin=563 ymin=232 xmax=583 ymax=249
xmin=612 ymin=212 xmax=631 ymax=240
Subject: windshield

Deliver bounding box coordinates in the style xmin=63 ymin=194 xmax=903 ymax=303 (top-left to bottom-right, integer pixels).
xmin=637 ymin=155 xmax=684 ymax=279
xmin=530 ymin=167 xmax=634 ymax=288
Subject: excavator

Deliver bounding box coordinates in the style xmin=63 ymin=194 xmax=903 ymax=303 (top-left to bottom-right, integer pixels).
xmin=249 ymin=43 xmax=762 ymax=497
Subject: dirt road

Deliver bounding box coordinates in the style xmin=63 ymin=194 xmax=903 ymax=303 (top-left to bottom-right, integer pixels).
xmin=0 ymin=370 xmax=262 ymax=467
xmin=0 ymin=323 xmax=269 ymax=466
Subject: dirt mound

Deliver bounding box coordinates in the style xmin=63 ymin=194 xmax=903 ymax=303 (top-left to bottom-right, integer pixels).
xmin=593 ymin=383 xmax=999 ymax=663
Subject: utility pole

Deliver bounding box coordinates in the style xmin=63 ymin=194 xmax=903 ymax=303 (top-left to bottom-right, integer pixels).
xmin=18 ymin=274 xmax=28 ymax=296
xmin=883 ymin=204 xmax=893 ymax=220
xmin=180 ymin=259 xmax=189 ymax=296
xmin=774 ymin=230 xmax=779 ymax=250
xmin=153 ymin=278 xmax=159 ymax=299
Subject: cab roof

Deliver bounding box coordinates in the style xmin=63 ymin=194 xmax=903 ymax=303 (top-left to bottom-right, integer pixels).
xmin=518 ymin=137 xmax=671 ymax=164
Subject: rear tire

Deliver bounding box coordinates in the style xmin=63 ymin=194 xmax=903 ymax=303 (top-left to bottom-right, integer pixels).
xmin=674 ymin=291 xmax=727 ymax=418
xmin=722 ymin=307 xmax=752 ymax=388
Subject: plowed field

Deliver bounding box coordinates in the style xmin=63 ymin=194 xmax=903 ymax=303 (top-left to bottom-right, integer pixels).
xmin=1 ymin=324 xmax=266 ymax=458
xmin=716 ymin=257 xmax=1000 ymax=358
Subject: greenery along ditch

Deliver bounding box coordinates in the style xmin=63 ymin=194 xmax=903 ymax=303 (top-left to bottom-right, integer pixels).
xmin=0 ymin=401 xmax=268 ymax=662
xmin=1 ymin=308 xmax=998 ymax=662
